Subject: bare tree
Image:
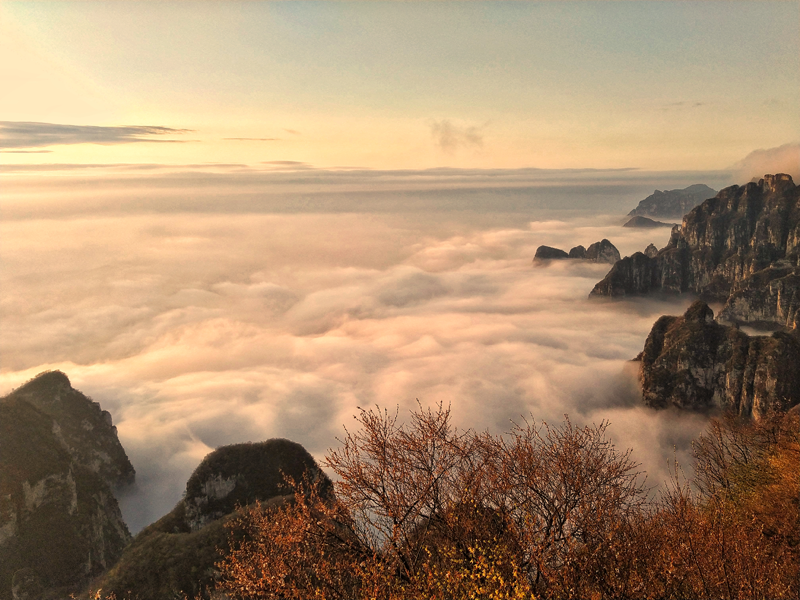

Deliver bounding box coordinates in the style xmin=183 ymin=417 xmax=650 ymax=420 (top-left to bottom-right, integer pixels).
xmin=218 ymin=403 xmax=650 ymax=599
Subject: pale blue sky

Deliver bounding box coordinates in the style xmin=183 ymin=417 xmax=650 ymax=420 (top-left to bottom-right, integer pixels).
xmin=1 ymin=1 xmax=798 ymax=169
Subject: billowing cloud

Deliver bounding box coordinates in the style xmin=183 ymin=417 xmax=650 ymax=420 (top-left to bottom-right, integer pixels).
xmin=730 ymin=142 xmax=800 ymax=182
xmin=0 ymin=188 xmax=708 ymax=533
xmin=0 ymin=121 xmax=193 ymax=149
xmin=430 ymin=120 xmax=484 ymax=153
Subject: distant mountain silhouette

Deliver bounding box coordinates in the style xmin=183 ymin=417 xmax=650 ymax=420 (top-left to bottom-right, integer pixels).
xmin=622 ymin=216 xmax=676 ymax=228
xmin=627 ymin=183 xmax=718 ymax=219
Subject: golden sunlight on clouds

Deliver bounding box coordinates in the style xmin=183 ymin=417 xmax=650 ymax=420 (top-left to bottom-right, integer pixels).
xmin=1 ymin=206 xmax=710 ymax=530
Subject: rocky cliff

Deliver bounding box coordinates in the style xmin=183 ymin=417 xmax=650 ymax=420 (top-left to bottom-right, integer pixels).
xmin=93 ymin=439 xmax=331 ymax=599
xmin=718 ymin=265 xmax=800 ymax=330
xmin=636 ymin=301 xmax=800 ymax=419
xmin=5 ymin=371 xmax=135 ymax=487
xmin=627 ymin=183 xmax=718 ymax=219
xmin=591 ymin=174 xmax=800 ymax=329
xmin=0 ymin=372 xmax=133 ymax=600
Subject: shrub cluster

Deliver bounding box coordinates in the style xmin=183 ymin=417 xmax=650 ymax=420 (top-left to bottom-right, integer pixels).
xmin=216 ymin=404 xmax=799 ymax=600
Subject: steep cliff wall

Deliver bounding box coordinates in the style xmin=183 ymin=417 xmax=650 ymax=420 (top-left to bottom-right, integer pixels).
xmin=636 ymin=301 xmax=800 ymax=419
xmin=718 ymin=266 xmax=800 ymax=330
xmin=5 ymin=371 xmax=134 ymax=487
xmin=592 ymin=174 xmax=800 ymax=329
xmin=0 ymin=374 xmax=132 ymax=600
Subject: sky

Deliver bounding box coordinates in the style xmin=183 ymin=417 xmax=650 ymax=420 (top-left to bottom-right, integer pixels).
xmin=1 ymin=1 xmax=799 ymax=533
xmin=1 ymin=0 xmax=798 ymax=171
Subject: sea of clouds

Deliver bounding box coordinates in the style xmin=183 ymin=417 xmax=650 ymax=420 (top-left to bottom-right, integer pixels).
xmin=0 ymin=167 xmax=732 ymax=532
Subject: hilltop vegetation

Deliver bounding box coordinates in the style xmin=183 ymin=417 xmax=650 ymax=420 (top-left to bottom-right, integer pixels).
xmin=90 ymin=439 xmax=331 ymax=599
xmin=215 ymin=403 xmax=799 ymax=600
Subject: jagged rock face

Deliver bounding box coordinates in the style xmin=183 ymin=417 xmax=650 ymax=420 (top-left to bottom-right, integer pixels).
xmin=592 ymin=175 xmax=800 ymax=329
xmin=636 ymin=301 xmax=800 ymax=419
xmin=0 ymin=379 xmax=132 ymax=600
xmin=623 ymin=216 xmax=675 ymax=228
xmin=627 ymin=184 xmax=718 ymax=219
xmin=5 ymin=371 xmax=134 ymax=487
xmin=644 ymin=243 xmax=659 ymax=258
xmin=585 ymin=239 xmax=620 ymax=264
xmin=719 ymin=266 xmax=800 ymax=329
xmin=534 ymin=245 xmax=569 ymax=260
xmin=93 ymin=439 xmax=331 ymax=600
xmin=535 ymin=240 xmax=620 ymax=264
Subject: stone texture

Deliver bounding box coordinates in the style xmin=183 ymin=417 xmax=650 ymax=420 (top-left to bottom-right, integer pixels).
xmin=719 ymin=266 xmax=800 ymax=330
xmin=636 ymin=301 xmax=800 ymax=419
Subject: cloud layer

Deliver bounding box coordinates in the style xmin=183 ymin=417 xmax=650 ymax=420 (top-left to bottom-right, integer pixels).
xmin=730 ymin=142 xmax=800 ymax=182
xmin=0 ymin=189 xmax=708 ymax=532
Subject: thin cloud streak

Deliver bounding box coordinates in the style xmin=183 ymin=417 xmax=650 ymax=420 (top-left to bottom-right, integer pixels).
xmin=0 ymin=121 xmax=194 ymax=149
xmin=223 ymin=137 xmax=279 ymax=141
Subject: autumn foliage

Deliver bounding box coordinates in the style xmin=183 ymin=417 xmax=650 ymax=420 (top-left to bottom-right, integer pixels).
xmin=217 ymin=405 xmax=799 ymax=600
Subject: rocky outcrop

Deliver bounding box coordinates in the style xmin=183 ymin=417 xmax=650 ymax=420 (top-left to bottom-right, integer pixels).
xmin=644 ymin=243 xmax=659 ymax=258
xmin=534 ymin=239 xmax=620 ymax=264
xmin=623 ymin=216 xmax=675 ymax=228
xmin=569 ymin=245 xmax=586 ymax=259
xmin=591 ymin=174 xmax=800 ymax=328
xmin=93 ymin=439 xmax=331 ymax=600
xmin=0 ymin=373 xmax=132 ymax=600
xmin=534 ymin=245 xmax=569 ymax=260
xmin=636 ymin=301 xmax=800 ymax=419
xmin=4 ymin=371 xmax=134 ymax=487
xmin=627 ymin=184 xmax=718 ymax=219
xmin=585 ymin=239 xmax=620 ymax=264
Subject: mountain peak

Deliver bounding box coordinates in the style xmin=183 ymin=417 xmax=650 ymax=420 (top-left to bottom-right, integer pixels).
xmin=13 ymin=370 xmax=72 ymax=397
xmin=761 ymin=173 xmax=794 ymax=194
